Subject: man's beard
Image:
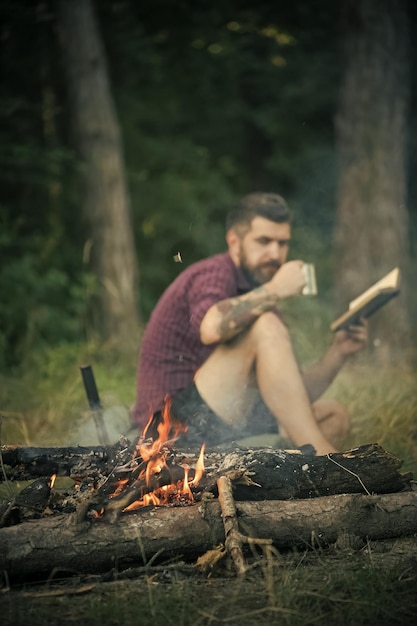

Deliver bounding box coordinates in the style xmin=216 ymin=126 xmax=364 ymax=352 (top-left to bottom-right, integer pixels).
xmin=239 ymin=251 xmax=281 ymax=288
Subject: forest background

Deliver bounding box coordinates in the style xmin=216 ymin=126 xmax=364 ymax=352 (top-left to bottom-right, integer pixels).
xmin=1 ymin=0 xmax=416 ymax=473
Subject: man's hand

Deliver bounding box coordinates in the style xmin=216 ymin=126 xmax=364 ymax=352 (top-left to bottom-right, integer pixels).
xmin=332 ymin=318 xmax=368 ymax=357
xmin=266 ymin=260 xmax=306 ymax=299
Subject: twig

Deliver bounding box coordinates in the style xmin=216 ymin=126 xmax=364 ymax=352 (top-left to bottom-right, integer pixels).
xmin=217 ymin=475 xmax=272 ymax=576
xmin=326 ymin=454 xmax=372 ymax=495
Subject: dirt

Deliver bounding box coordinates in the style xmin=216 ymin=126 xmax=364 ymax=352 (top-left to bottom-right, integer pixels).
xmin=1 ymin=536 xmax=417 ymax=626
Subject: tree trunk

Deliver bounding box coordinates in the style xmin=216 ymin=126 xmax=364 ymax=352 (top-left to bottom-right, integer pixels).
xmin=58 ymin=0 xmax=140 ymax=347
xmin=1 ymin=491 xmax=416 ymax=580
xmin=334 ymin=0 xmax=410 ymax=363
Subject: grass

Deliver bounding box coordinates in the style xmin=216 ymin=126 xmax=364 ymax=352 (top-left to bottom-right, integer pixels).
xmin=328 ymin=360 xmax=417 ymax=476
xmin=0 ymin=340 xmax=138 ymax=447
xmin=1 ymin=543 xmax=416 ymax=625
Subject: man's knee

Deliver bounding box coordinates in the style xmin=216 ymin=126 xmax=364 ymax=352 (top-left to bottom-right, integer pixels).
xmin=312 ymin=398 xmax=351 ymax=441
xmin=337 ymin=403 xmax=351 ymax=436
xmin=249 ymin=312 xmax=291 ymax=346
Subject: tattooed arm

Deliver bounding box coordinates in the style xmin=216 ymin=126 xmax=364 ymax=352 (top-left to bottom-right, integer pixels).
xmin=200 ymin=286 xmax=279 ymax=344
xmin=200 ymin=260 xmax=306 ymax=344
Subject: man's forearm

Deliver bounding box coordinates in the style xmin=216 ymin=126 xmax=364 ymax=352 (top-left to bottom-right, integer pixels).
xmin=302 ymin=345 xmax=347 ymax=402
xmin=200 ymin=286 xmax=279 ymax=344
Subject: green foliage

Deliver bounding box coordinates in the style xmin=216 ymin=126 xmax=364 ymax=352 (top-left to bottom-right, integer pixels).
xmin=126 ymin=134 xmax=236 ymax=315
xmin=101 ymin=0 xmax=343 ymax=316
xmin=0 ymin=0 xmax=416 ymax=372
xmin=0 ymin=252 xmax=96 ymax=367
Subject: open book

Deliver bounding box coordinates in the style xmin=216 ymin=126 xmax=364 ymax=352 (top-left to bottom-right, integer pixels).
xmin=330 ymin=268 xmax=401 ymax=332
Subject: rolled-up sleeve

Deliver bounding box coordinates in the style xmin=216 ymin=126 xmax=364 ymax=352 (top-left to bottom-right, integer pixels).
xmin=186 ymin=263 xmax=236 ymax=334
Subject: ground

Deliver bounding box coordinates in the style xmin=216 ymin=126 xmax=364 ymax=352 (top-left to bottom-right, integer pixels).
xmin=1 ymin=536 xmax=417 ymax=626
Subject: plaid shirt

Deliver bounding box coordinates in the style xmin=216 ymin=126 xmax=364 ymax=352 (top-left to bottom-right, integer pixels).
xmin=133 ymin=252 xmax=251 ymax=428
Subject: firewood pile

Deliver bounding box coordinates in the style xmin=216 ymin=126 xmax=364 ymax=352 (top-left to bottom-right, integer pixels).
xmin=1 ymin=408 xmax=416 ymax=581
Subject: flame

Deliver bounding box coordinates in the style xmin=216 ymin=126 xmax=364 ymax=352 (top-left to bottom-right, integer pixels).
xmin=49 ymin=474 xmax=57 ymax=489
xmin=124 ymin=492 xmax=161 ymax=511
xmin=182 ymin=465 xmax=192 ymax=500
xmin=106 ymin=398 xmax=206 ymax=514
xmin=190 ymin=443 xmax=205 ymax=486
xmin=139 ymin=397 xmax=187 ymax=463
xmin=92 ymin=506 xmax=105 ymax=518
xmin=109 ymin=478 xmax=129 ymax=498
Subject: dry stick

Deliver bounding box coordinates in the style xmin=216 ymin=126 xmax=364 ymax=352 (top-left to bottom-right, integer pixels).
xmin=217 ymin=475 xmax=247 ymax=575
xmin=216 ymin=475 xmax=272 ymax=576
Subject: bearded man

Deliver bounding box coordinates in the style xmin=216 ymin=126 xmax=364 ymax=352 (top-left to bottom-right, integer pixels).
xmin=132 ymin=192 xmax=368 ymax=455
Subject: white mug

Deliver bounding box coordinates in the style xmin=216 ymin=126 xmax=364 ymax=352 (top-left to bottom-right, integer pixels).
xmin=302 ymin=263 xmax=317 ymax=296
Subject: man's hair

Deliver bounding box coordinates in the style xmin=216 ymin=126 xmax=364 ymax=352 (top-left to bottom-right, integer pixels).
xmin=226 ymin=192 xmax=291 ymax=234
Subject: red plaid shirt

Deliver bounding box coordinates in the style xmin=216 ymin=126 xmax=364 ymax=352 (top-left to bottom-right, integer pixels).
xmin=133 ymin=252 xmax=251 ymax=428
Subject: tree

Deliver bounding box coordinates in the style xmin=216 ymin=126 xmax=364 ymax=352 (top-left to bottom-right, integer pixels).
xmin=58 ymin=0 xmax=140 ymax=348
xmin=334 ymin=0 xmax=410 ymax=362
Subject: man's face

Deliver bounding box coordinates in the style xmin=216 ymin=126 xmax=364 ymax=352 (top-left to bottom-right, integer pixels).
xmin=229 ymin=216 xmax=291 ymax=287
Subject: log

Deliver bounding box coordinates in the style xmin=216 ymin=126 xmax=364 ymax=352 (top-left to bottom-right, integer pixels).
xmin=0 ymin=443 xmax=129 ymax=481
xmin=213 ymin=443 xmax=411 ymax=499
xmin=1 ymin=443 xmax=411 ymax=502
xmin=1 ymin=491 xmax=416 ymax=580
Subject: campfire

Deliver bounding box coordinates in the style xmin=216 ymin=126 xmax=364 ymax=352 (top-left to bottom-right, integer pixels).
xmin=86 ymin=401 xmax=206 ymax=519
xmin=104 ymin=402 xmax=205 ymax=513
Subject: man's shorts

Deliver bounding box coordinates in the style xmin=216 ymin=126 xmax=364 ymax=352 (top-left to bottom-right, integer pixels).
xmin=167 ymin=381 xmax=278 ymax=447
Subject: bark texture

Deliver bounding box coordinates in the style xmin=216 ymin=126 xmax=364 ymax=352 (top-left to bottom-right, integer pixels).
xmin=1 ymin=491 xmax=416 ymax=580
xmin=334 ymin=0 xmax=410 ymax=362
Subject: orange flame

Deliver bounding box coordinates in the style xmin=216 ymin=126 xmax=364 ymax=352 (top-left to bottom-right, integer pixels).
xmin=109 ymin=478 xmax=129 ymax=498
xmin=49 ymin=474 xmax=57 ymax=489
xmin=110 ymin=399 xmax=206 ymax=513
xmin=190 ymin=443 xmax=205 ymax=486
xmin=144 ymin=451 xmax=168 ymax=486
xmin=139 ymin=397 xmax=187 ymax=464
xmin=124 ymin=492 xmax=161 ymax=511
xmin=182 ymin=465 xmax=193 ymax=500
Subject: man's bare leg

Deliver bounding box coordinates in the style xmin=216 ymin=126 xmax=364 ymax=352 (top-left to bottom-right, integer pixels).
xmin=278 ymin=399 xmax=350 ymax=450
xmin=194 ymin=312 xmax=338 ymax=455
xmin=312 ymin=398 xmax=350 ymax=449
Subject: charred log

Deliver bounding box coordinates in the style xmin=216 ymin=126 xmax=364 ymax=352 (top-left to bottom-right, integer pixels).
xmin=1 ymin=442 xmax=410 ymax=494
xmin=0 ymin=442 xmax=132 ymax=482
xmin=212 ymin=443 xmax=411 ymax=500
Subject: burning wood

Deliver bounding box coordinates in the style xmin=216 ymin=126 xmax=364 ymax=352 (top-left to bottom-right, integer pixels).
xmin=88 ymin=402 xmax=206 ymax=520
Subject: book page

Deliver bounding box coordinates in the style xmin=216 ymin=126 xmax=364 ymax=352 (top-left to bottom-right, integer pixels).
xmin=348 ymin=268 xmax=400 ymax=311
